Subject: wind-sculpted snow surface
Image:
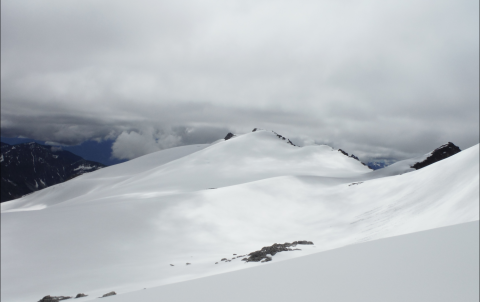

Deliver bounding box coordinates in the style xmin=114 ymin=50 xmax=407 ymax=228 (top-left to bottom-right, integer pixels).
xmin=1 ymin=131 xmax=478 ymax=302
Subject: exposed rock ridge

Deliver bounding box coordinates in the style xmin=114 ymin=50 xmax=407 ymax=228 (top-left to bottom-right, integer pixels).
xmin=224 ymin=133 xmax=235 ymax=140
xmin=411 ymin=142 xmax=461 ymax=170
xmin=38 ymin=295 xmax=72 ymax=301
xmin=271 ymin=131 xmax=297 ymax=147
xmin=243 ymin=240 xmax=313 ymax=262
xmin=337 ymin=149 xmax=370 ymax=168
xmin=251 ymin=128 xmax=297 ymax=146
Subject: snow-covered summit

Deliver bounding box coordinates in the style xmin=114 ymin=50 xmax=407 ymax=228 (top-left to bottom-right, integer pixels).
xmin=1 ymin=130 xmax=370 ymax=212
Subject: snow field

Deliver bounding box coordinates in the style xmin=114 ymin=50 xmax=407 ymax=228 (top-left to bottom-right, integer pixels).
xmin=1 ymin=131 xmax=478 ymax=302
xmin=108 ymin=221 xmax=480 ymax=302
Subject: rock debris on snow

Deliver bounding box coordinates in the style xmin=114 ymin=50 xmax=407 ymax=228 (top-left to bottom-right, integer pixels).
xmin=245 ymin=241 xmax=313 ymax=262
xmin=74 ymin=293 xmax=87 ymax=298
xmin=38 ymin=295 xmax=72 ymax=301
xmin=100 ymin=291 xmax=116 ymax=298
xmin=219 ymin=241 xmax=313 ymax=264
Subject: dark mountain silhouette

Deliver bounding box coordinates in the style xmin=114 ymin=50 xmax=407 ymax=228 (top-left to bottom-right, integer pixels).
xmin=411 ymin=142 xmax=461 ymax=170
xmin=1 ymin=142 xmax=105 ymax=203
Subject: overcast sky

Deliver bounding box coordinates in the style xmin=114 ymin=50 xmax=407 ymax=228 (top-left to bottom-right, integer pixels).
xmin=1 ymin=0 xmax=478 ymax=161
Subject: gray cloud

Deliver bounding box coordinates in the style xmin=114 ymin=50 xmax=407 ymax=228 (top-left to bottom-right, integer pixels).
xmin=110 ymin=126 xmax=233 ymax=160
xmin=1 ymin=0 xmax=478 ymax=161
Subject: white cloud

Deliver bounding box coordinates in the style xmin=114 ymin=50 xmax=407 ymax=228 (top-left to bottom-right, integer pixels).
xmin=111 ymin=129 xmax=182 ymax=160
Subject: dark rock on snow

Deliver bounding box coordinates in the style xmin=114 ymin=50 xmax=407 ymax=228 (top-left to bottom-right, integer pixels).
xmin=337 ymin=149 xmax=370 ymax=168
xmin=411 ymin=142 xmax=461 ymax=170
xmin=224 ymin=133 xmax=235 ymax=140
xmin=74 ymin=293 xmax=87 ymax=298
xmin=271 ymin=131 xmax=297 ymax=147
xmin=38 ymin=295 xmax=72 ymax=302
xmin=101 ymin=291 xmax=116 ymax=298
xmin=245 ymin=240 xmax=313 ymax=262
xmin=349 ymin=154 xmax=360 ymax=161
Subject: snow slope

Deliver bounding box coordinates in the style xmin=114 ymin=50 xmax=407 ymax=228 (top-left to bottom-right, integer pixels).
xmin=0 ymin=143 xmax=210 ymax=211
xmin=98 ymin=221 xmax=480 ymax=302
xmin=1 ymin=130 xmax=370 ymax=212
xmin=1 ymin=130 xmax=478 ymax=302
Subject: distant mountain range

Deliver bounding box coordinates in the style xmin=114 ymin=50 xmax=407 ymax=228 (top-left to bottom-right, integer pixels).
xmin=0 ymin=137 xmax=127 ymax=166
xmin=367 ymin=160 xmax=398 ymax=170
xmin=1 ymin=142 xmax=105 ymax=202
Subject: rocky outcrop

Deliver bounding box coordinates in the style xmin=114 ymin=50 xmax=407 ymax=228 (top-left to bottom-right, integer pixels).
xmin=74 ymin=294 xmax=87 ymax=298
xmin=243 ymin=240 xmax=313 ymax=262
xmin=101 ymin=291 xmax=116 ymax=298
xmin=38 ymin=295 xmax=71 ymax=302
xmin=273 ymin=132 xmax=296 ymax=146
xmin=250 ymin=128 xmax=297 ymax=146
xmin=411 ymin=142 xmax=461 ymax=170
xmin=224 ymin=133 xmax=235 ymax=140
xmin=349 ymin=154 xmax=360 ymax=161
xmin=337 ymin=149 xmax=370 ymax=168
